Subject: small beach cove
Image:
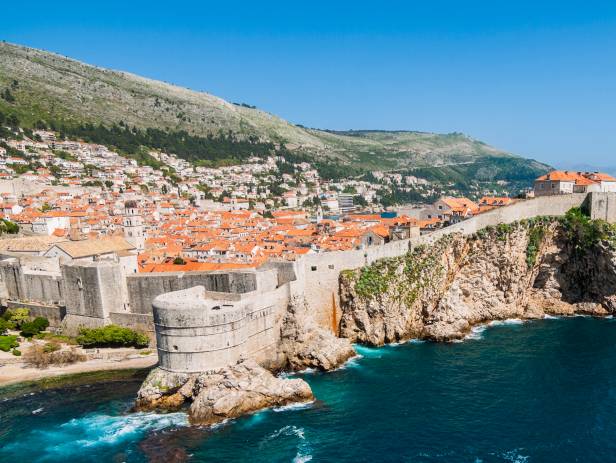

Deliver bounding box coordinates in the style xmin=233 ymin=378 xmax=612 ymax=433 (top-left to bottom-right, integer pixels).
xmin=0 ymin=352 xmax=157 ymax=388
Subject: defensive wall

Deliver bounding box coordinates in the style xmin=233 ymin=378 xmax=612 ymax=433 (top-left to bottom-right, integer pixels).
xmin=153 ymin=283 xmax=290 ymax=373
xmin=296 ymin=193 xmax=600 ymax=329
xmin=0 ymin=192 xmax=614 ymax=373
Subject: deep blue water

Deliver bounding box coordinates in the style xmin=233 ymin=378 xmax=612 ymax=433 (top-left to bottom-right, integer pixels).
xmin=3 ymin=316 xmax=616 ymax=462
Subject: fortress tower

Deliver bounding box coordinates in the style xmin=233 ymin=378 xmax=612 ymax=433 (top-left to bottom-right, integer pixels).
xmin=123 ymin=200 xmax=145 ymax=252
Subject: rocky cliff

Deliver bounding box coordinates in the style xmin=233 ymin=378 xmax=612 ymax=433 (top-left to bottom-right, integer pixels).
xmin=339 ymin=211 xmax=616 ymax=344
xmin=278 ymin=296 xmax=356 ymax=371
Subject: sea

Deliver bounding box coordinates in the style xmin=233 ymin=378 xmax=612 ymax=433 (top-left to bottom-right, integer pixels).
xmin=2 ymin=316 xmax=616 ymax=462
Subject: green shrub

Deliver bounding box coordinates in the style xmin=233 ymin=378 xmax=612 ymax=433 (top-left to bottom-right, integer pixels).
xmin=43 ymin=342 xmax=61 ymax=353
xmin=3 ymin=308 xmax=31 ymax=328
xmin=12 ymin=348 xmax=21 ymax=356
xmin=32 ymin=317 xmax=49 ymax=332
xmin=561 ymin=207 xmax=616 ymax=253
xmin=76 ymin=325 xmax=149 ymax=348
xmin=0 ymin=318 xmax=15 ymax=335
xmin=0 ymin=335 xmax=19 ymax=352
xmin=19 ymin=317 xmax=50 ymax=338
xmin=20 ymin=322 xmax=39 ymax=338
xmin=526 ymin=225 xmax=547 ymax=268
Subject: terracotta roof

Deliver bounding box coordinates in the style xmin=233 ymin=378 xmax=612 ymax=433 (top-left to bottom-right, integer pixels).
xmin=0 ymin=236 xmax=67 ymax=253
xmin=46 ymin=236 xmax=135 ymax=258
xmin=535 ymin=170 xmax=615 ymax=184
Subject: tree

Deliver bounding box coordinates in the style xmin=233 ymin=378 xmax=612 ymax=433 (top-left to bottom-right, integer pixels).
xmin=3 ymin=308 xmax=30 ymax=328
xmin=1 ymin=88 xmax=15 ymax=103
xmin=353 ymin=195 xmax=368 ymax=207
xmin=0 ymin=219 xmax=19 ymax=235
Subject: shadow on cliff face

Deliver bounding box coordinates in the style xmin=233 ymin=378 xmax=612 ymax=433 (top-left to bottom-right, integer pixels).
xmin=541 ymin=211 xmax=616 ymax=310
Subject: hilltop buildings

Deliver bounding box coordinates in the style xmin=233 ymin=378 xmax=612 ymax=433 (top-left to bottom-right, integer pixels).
xmin=534 ymin=171 xmax=616 ymax=196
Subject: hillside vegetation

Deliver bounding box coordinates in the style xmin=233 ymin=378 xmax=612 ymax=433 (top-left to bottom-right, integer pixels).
xmin=0 ymin=41 xmax=550 ymax=181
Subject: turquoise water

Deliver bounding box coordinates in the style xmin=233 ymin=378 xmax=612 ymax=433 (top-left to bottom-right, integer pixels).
xmin=3 ymin=316 xmax=616 ymax=462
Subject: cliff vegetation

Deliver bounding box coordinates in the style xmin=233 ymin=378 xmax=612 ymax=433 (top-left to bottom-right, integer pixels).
xmin=340 ymin=210 xmax=616 ymax=345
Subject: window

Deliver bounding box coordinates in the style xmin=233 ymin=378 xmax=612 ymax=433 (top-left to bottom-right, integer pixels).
xmin=328 ymin=264 xmax=334 ymax=270
xmin=311 ymin=266 xmax=317 ymax=271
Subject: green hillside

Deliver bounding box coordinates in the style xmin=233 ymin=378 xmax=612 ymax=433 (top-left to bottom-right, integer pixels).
xmin=0 ymin=41 xmax=551 ymax=181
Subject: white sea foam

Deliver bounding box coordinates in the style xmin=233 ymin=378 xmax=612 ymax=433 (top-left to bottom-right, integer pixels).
xmin=353 ymin=344 xmax=384 ymax=358
xmin=333 ymin=356 xmax=363 ymax=370
xmin=279 ymin=367 xmax=318 ymax=378
xmin=407 ymin=338 xmax=426 ymax=344
xmin=453 ymin=318 xmax=528 ymax=343
xmin=543 ymin=314 xmax=561 ymax=320
xmin=499 ymin=449 xmax=530 ymax=463
xmin=293 ymin=454 xmax=313 ymax=463
xmin=32 ymin=407 xmax=44 ymax=415
xmin=465 ymin=325 xmax=487 ymax=340
xmin=261 ymin=425 xmax=313 ymax=462
xmin=4 ymin=410 xmax=189 ymax=457
xmin=489 ymin=318 xmax=525 ymax=327
xmin=272 ymin=400 xmax=315 ymax=412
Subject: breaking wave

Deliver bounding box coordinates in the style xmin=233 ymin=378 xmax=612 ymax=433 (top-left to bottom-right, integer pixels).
xmin=260 ymin=425 xmax=313 ymax=462
xmin=3 ymin=410 xmax=188 ymax=460
xmin=489 ymin=318 xmax=525 ymax=327
xmin=272 ymin=401 xmax=315 ymax=413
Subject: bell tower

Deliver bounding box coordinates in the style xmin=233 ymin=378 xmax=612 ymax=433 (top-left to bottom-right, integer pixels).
xmin=123 ymin=200 xmax=145 ymax=251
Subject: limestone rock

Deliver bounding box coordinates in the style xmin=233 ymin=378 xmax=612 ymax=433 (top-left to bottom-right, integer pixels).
xmin=278 ymin=297 xmax=356 ymax=370
xmin=339 ymin=221 xmax=616 ymax=344
xmin=135 ymin=360 xmax=313 ymax=426
xmin=189 ymin=359 xmax=313 ymax=425
xmin=135 ymin=368 xmax=196 ymax=411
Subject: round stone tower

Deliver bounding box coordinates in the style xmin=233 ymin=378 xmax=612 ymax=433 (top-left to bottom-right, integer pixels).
xmin=123 ymin=199 xmax=145 ymax=251
xmin=152 ymin=286 xmax=249 ymax=373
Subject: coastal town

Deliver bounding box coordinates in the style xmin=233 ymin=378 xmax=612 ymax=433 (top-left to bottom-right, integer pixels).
xmin=4 ymin=8 xmax=616 ymax=462
xmin=4 ymin=128 xmax=614 ymax=274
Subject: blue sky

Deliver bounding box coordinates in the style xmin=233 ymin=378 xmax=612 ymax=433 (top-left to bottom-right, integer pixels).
xmin=3 ymin=0 xmax=616 ymax=167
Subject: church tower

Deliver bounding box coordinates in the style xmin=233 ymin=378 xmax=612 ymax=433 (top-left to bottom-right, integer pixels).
xmin=123 ymin=200 xmax=145 ymax=252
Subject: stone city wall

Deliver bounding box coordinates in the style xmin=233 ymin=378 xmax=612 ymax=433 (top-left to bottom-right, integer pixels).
xmin=587 ymin=192 xmax=616 ymax=223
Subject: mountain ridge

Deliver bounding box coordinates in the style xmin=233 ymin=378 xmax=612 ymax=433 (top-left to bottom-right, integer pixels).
xmin=0 ymin=41 xmax=550 ymax=180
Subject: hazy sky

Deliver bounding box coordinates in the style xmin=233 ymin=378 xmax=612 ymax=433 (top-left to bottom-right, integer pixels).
xmin=3 ymin=0 xmax=616 ymax=167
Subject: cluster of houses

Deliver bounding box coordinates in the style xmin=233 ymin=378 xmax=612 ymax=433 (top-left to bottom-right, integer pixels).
xmin=3 ymin=123 xmax=614 ymax=275
xmin=533 ymin=171 xmax=616 ymax=196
